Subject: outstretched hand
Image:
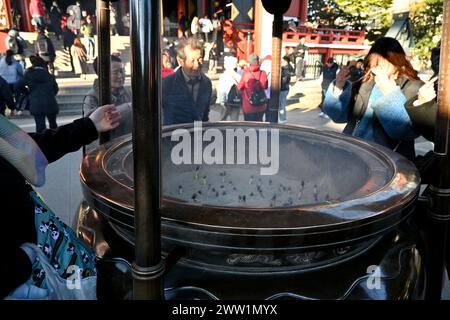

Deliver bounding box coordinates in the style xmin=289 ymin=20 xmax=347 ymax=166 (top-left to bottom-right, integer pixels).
xmin=89 ymin=104 xmax=121 ymax=133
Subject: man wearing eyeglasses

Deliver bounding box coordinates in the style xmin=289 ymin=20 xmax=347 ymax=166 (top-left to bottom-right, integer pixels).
xmin=83 ymin=54 xmax=132 ymax=141
xmin=163 ymin=37 xmax=212 ymax=126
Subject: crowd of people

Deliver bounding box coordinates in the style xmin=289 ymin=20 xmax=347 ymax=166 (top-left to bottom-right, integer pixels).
xmin=0 ymin=1 xmax=132 ymax=133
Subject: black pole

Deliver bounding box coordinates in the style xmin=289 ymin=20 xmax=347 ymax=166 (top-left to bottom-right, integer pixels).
xmin=260 ymin=0 xmax=292 ymax=123
xmin=266 ymin=13 xmax=283 ymax=123
xmin=424 ymin=0 xmax=450 ymax=300
xmin=130 ymin=0 xmax=164 ymax=300
xmin=97 ymin=0 xmax=111 ymax=144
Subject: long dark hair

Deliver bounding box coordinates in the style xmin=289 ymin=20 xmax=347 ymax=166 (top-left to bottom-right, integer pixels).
xmin=29 ymin=55 xmax=48 ymax=69
xmin=362 ymin=37 xmax=419 ymax=82
xmin=5 ymin=50 xmax=14 ymax=65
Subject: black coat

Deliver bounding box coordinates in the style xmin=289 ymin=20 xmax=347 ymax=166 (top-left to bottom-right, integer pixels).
xmin=281 ymin=65 xmax=292 ymax=91
xmin=321 ymin=63 xmax=339 ymax=90
xmin=0 ymin=75 xmax=14 ymax=115
xmin=16 ymin=67 xmax=59 ymax=116
xmin=163 ymin=68 xmax=212 ymax=125
xmin=0 ymin=118 xmax=98 ymax=298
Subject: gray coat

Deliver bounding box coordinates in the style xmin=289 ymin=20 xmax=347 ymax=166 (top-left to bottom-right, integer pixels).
xmin=83 ymin=79 xmax=132 ymax=140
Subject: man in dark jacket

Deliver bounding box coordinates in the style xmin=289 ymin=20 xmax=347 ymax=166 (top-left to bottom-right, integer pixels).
xmin=319 ymin=57 xmax=339 ymax=118
xmin=49 ymin=1 xmax=63 ymax=40
xmin=294 ymin=37 xmax=308 ymax=81
xmin=16 ymin=55 xmax=59 ymax=132
xmin=279 ymin=56 xmax=292 ymax=123
xmin=163 ymin=37 xmax=212 ymax=125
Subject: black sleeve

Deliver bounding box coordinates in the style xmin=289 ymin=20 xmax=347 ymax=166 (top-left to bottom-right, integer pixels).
xmin=52 ymin=75 xmax=59 ymax=95
xmin=281 ymin=70 xmax=290 ymax=87
xmin=30 ymin=117 xmax=98 ymax=163
xmin=431 ymin=47 xmax=440 ymax=76
xmin=48 ymin=38 xmax=56 ymax=58
xmin=0 ymin=248 xmax=32 ymax=299
xmin=405 ymin=99 xmax=437 ymax=143
xmin=14 ymin=75 xmax=26 ymax=92
xmin=1 ymin=80 xmax=15 ymax=110
xmin=203 ymin=82 xmax=212 ymax=122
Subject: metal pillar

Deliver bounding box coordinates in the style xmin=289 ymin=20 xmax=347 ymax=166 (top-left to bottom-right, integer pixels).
xmin=424 ymin=0 xmax=450 ymax=300
xmin=130 ymin=0 xmax=164 ymax=300
xmin=266 ymin=13 xmax=282 ymax=123
xmin=97 ymin=0 xmax=111 ymax=144
xmin=16 ymin=0 xmax=33 ymax=32
xmin=261 ymin=0 xmax=291 ymax=123
xmin=245 ymin=31 xmax=254 ymax=60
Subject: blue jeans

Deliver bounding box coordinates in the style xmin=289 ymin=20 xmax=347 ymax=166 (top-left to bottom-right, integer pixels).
xmin=85 ymin=36 xmax=95 ymax=58
xmin=279 ymin=90 xmax=289 ymax=122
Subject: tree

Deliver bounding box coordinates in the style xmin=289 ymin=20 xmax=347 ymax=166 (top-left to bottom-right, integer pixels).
xmin=308 ymin=0 xmax=393 ymax=37
xmin=307 ymin=0 xmax=443 ymax=65
xmin=410 ymin=0 xmax=443 ymax=63
xmin=307 ymin=0 xmax=346 ymax=28
xmin=334 ymin=0 xmax=393 ymax=39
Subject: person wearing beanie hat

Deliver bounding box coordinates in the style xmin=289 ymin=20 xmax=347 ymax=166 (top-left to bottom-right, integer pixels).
xmin=322 ymin=37 xmax=436 ymax=161
xmin=248 ymin=54 xmax=260 ymax=65
xmin=237 ymin=53 xmax=268 ymax=121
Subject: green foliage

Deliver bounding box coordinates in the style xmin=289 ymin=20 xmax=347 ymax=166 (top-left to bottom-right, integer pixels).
xmin=307 ymin=0 xmax=444 ymax=64
xmin=308 ymin=0 xmax=393 ymax=33
xmin=410 ymin=0 xmax=443 ymax=62
xmin=334 ymin=0 xmax=393 ymax=32
xmin=307 ymin=0 xmax=346 ymax=28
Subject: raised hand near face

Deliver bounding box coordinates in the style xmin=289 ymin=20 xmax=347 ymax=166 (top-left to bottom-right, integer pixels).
xmin=335 ymin=66 xmax=351 ymax=90
xmin=414 ymin=76 xmax=438 ymax=106
xmin=370 ymin=65 xmax=397 ymax=96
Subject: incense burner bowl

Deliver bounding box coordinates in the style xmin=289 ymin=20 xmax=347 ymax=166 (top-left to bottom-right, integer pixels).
xmin=78 ymin=122 xmax=423 ymax=299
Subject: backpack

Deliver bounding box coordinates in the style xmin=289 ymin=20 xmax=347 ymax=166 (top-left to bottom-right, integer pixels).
xmin=247 ymin=72 xmax=267 ymax=106
xmin=36 ymin=37 xmax=49 ymax=56
xmin=226 ymin=84 xmax=242 ymax=107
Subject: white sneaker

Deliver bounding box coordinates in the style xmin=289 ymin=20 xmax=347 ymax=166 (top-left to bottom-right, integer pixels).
xmin=318 ymin=112 xmax=330 ymax=119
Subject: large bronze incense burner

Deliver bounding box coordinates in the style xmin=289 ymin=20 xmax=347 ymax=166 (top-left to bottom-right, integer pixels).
xmin=79 ymin=122 xmax=423 ymax=299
